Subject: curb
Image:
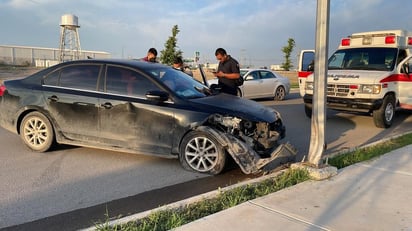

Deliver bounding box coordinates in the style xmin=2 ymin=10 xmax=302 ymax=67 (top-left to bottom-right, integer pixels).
xmin=80 ymin=170 xmax=285 ymax=231
xmin=81 ymin=131 xmax=412 ymax=230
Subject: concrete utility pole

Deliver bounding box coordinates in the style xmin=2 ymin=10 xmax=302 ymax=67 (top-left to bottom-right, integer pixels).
xmin=307 ymin=0 xmax=330 ymax=166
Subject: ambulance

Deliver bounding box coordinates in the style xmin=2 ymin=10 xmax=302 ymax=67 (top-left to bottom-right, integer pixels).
xmin=301 ymin=29 xmax=412 ymax=128
xmin=297 ymin=49 xmax=315 ymax=97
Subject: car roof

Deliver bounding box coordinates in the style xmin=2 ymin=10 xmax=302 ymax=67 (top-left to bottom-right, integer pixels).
xmin=58 ymin=58 xmax=169 ymax=69
xmin=240 ymin=68 xmax=273 ymax=72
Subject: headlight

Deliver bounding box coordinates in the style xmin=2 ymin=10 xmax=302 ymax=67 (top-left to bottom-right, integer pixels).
xmin=305 ymin=81 xmax=314 ymax=90
xmin=358 ymin=84 xmax=381 ymax=94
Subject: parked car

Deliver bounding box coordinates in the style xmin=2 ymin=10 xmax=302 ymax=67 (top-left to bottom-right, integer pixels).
xmin=208 ymin=68 xmax=290 ymax=100
xmin=0 ymin=59 xmax=293 ymax=175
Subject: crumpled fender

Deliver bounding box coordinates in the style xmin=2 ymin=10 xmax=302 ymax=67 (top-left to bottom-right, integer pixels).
xmin=195 ymin=126 xmax=297 ymax=174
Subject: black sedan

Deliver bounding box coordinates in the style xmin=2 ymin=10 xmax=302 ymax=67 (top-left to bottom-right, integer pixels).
xmin=0 ymin=59 xmax=293 ymax=175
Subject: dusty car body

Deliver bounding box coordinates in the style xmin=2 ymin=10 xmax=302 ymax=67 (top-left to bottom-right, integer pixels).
xmin=0 ymin=59 xmax=295 ymax=174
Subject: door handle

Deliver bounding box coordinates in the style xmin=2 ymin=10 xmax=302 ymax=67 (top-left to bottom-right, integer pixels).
xmin=47 ymin=95 xmax=59 ymax=102
xmin=74 ymin=102 xmax=92 ymax=106
xmin=100 ymin=102 xmax=113 ymax=109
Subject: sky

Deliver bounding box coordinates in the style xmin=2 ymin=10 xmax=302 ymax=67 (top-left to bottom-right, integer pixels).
xmin=1 ymin=0 xmax=412 ymax=68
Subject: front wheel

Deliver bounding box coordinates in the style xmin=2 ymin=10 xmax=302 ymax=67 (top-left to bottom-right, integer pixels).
xmin=304 ymin=104 xmax=312 ymax=118
xmin=274 ymin=86 xmax=285 ymax=101
xmin=20 ymin=111 xmax=55 ymax=152
xmin=373 ymin=95 xmax=395 ymax=128
xmin=179 ymin=130 xmax=226 ymax=175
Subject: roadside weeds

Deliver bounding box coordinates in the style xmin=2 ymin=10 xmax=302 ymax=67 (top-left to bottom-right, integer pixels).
xmin=92 ymin=132 xmax=412 ymax=231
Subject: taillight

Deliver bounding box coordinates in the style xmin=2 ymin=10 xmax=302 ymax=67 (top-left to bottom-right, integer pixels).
xmin=341 ymin=38 xmax=350 ymax=46
xmin=408 ymin=37 xmax=412 ymax=45
xmin=385 ymin=35 xmax=396 ymax=44
xmin=0 ymin=84 xmax=6 ymax=96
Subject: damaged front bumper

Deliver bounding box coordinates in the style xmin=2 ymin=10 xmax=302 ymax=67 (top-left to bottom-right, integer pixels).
xmin=196 ymin=126 xmax=297 ymax=174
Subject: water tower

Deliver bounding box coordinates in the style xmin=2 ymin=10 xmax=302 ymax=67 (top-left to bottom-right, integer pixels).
xmin=58 ymin=14 xmax=81 ymax=62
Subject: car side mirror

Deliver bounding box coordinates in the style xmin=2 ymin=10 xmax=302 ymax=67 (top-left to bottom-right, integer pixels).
xmin=209 ymin=83 xmax=221 ymax=94
xmin=145 ymin=90 xmax=169 ymax=101
xmin=307 ymin=62 xmax=314 ymax=72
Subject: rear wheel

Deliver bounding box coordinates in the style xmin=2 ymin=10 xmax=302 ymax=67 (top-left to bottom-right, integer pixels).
xmin=20 ymin=112 xmax=55 ymax=152
xmin=373 ymin=95 xmax=395 ymax=128
xmin=179 ymin=130 xmax=226 ymax=175
xmin=274 ymin=86 xmax=285 ymax=101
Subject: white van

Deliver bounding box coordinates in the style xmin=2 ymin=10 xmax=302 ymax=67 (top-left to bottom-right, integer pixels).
xmin=301 ymin=30 xmax=412 ymax=128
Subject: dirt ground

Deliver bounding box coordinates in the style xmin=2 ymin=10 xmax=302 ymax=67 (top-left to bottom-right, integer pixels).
xmin=0 ymin=66 xmax=41 ymax=83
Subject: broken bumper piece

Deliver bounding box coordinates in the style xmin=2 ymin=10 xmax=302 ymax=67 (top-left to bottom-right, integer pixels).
xmin=196 ymin=126 xmax=297 ymax=174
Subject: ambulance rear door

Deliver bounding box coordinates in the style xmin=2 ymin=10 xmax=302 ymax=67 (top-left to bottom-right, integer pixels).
xmin=396 ymin=55 xmax=412 ymax=109
xmin=298 ymin=50 xmax=315 ymax=97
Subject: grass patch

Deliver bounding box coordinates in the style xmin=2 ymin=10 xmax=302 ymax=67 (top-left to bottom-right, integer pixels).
xmin=94 ymin=132 xmax=412 ymax=231
xmin=327 ymin=133 xmax=412 ymax=169
xmin=290 ymin=83 xmax=299 ymax=89
xmin=95 ymin=168 xmax=310 ymax=231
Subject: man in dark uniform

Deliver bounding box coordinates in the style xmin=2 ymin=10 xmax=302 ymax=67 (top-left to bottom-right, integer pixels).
xmin=213 ymin=48 xmax=240 ymax=95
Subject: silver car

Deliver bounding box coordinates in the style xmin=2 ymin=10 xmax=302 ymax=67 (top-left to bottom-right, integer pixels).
xmin=209 ymin=68 xmax=290 ymax=100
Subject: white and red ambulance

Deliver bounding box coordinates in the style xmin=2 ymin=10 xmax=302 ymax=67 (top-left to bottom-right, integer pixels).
xmin=297 ymin=49 xmax=315 ymax=97
xmin=301 ymin=29 xmax=412 ymax=128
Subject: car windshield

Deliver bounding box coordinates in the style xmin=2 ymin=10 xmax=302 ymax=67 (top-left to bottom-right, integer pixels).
xmin=144 ymin=66 xmax=211 ymax=99
xmin=328 ymin=47 xmax=398 ymax=71
xmin=240 ymin=70 xmax=248 ymax=77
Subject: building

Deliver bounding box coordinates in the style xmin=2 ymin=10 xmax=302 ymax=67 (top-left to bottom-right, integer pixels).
xmin=0 ymin=45 xmax=110 ymax=67
xmin=270 ymin=64 xmax=284 ymax=71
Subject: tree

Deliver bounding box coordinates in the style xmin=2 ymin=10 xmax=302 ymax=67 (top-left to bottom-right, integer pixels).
xmin=160 ymin=25 xmax=183 ymax=65
xmin=281 ymin=38 xmax=296 ymax=71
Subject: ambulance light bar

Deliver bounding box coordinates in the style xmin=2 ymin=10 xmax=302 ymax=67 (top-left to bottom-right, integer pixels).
xmin=341 ymin=38 xmax=350 ymax=46
xmin=341 ymin=34 xmax=412 ymax=46
xmin=385 ymin=35 xmax=396 ymax=44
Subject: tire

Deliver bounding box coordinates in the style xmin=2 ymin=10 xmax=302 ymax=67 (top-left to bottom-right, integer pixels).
xmin=179 ymin=130 xmax=226 ymax=175
xmin=274 ymin=86 xmax=286 ymax=101
xmin=373 ymin=95 xmax=395 ymax=128
xmin=20 ymin=111 xmax=55 ymax=152
xmin=304 ymin=104 xmax=312 ymax=118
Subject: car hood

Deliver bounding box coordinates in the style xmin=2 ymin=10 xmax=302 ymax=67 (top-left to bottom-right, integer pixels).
xmin=189 ymin=93 xmax=278 ymax=122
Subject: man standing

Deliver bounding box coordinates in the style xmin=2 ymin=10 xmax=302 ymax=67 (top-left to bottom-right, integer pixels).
xmin=214 ymin=48 xmax=240 ymax=95
xmin=141 ymin=48 xmax=158 ymax=62
xmin=173 ymin=56 xmax=193 ymax=77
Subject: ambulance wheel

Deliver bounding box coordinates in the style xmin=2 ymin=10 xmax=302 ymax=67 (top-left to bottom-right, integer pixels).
xmin=373 ymin=95 xmax=395 ymax=128
xmin=179 ymin=130 xmax=226 ymax=175
xmin=304 ymin=104 xmax=312 ymax=118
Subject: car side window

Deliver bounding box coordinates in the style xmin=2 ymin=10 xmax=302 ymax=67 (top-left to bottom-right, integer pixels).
xmin=260 ymin=71 xmax=275 ymax=79
xmin=247 ymin=71 xmax=260 ymax=80
xmin=105 ymin=66 xmax=160 ymax=97
xmin=43 ymin=70 xmax=60 ymax=86
xmin=44 ymin=65 xmax=100 ymax=91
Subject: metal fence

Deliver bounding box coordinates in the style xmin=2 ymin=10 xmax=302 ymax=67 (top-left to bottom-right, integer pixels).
xmin=0 ymin=45 xmax=111 ymax=67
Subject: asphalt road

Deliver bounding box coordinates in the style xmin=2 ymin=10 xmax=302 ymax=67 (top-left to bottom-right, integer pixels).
xmin=1 ymin=89 xmax=412 ymax=230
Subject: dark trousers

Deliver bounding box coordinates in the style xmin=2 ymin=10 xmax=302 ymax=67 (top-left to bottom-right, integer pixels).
xmin=220 ymin=85 xmax=238 ymax=96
